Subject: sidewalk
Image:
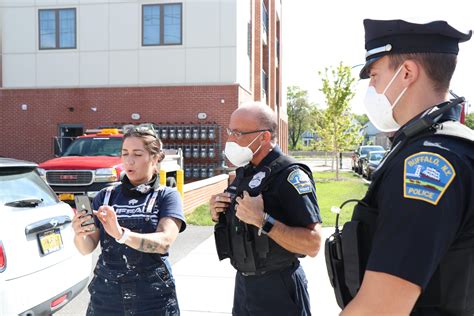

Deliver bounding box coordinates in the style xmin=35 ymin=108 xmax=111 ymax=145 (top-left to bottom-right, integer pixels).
xmin=172 ymin=227 xmax=341 ymax=315
xmin=298 ymin=157 xmax=352 ymax=173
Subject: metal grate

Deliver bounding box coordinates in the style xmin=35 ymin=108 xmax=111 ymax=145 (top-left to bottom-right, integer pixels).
xmin=46 ymin=170 xmax=94 ymax=186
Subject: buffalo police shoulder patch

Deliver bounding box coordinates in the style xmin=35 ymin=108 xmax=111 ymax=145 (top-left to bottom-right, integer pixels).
xmin=404 ymin=151 xmax=456 ymax=205
xmin=287 ymin=169 xmax=312 ymax=195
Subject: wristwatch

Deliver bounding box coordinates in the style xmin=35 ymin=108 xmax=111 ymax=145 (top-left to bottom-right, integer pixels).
xmin=116 ymin=227 xmax=130 ymax=244
xmin=258 ymin=213 xmax=275 ymax=236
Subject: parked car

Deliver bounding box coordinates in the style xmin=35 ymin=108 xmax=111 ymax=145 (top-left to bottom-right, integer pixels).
xmin=362 ymin=150 xmax=386 ymax=180
xmin=0 ymin=158 xmax=91 ymax=315
xmin=352 ymin=145 xmax=385 ymax=174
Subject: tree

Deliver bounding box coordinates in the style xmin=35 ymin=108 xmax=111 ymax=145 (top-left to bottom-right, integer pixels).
xmin=287 ymin=86 xmax=314 ymax=150
xmin=353 ymin=114 xmax=369 ymax=126
xmin=316 ymin=62 xmax=362 ymax=180
xmin=465 ymin=112 xmax=474 ymax=129
xmin=310 ymin=107 xmax=331 ymax=165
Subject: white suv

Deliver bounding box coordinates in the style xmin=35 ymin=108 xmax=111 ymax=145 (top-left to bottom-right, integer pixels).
xmin=0 ymin=158 xmax=91 ymax=315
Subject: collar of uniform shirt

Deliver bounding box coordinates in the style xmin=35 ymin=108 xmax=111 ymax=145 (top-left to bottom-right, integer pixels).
xmin=392 ymin=101 xmax=456 ymax=145
xmin=251 ymin=145 xmax=281 ymax=171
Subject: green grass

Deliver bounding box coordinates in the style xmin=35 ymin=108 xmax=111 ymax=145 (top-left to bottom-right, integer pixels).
xmin=313 ymin=171 xmax=357 ymax=181
xmin=315 ymin=173 xmax=368 ymax=227
xmin=186 ymin=171 xmax=368 ymax=228
xmin=185 ymin=203 xmax=214 ymax=226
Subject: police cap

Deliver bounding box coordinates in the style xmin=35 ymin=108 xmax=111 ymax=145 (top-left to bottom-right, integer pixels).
xmin=360 ymin=19 xmax=472 ymax=79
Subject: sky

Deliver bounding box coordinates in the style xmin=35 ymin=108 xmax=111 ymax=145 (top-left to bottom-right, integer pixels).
xmin=282 ymin=0 xmax=474 ymax=114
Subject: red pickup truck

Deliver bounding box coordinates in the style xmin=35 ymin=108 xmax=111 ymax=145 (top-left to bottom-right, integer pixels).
xmin=38 ymin=129 xmax=124 ymax=205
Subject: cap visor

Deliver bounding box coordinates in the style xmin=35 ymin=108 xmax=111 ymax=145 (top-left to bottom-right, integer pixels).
xmin=359 ymin=57 xmax=381 ymax=79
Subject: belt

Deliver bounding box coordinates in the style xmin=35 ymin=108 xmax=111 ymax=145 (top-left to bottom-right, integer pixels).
xmin=240 ymin=270 xmax=268 ymax=277
xmin=239 ymin=260 xmax=299 ymax=277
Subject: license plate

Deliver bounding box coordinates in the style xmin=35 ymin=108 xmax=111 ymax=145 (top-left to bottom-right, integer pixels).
xmin=38 ymin=229 xmax=63 ymax=255
xmin=58 ymin=193 xmax=74 ymax=201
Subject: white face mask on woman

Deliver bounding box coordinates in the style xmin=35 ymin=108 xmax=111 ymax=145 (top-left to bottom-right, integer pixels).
xmin=224 ymin=133 xmax=263 ymax=167
xmin=363 ymin=65 xmax=408 ymax=132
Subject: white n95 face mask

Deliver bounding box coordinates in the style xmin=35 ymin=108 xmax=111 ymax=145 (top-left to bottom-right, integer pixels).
xmin=224 ymin=133 xmax=263 ymax=167
xmin=363 ymin=65 xmax=408 ymax=132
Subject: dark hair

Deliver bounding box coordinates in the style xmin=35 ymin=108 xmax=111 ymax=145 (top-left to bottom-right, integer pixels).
xmin=388 ymin=53 xmax=457 ymax=93
xmin=123 ymin=127 xmax=165 ymax=163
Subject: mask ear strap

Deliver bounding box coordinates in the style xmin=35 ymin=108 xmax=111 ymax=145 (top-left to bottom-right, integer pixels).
xmin=391 ymin=86 xmax=408 ymax=109
xmin=246 ymin=132 xmax=265 ymax=157
xmin=247 ymin=132 xmax=264 ymax=148
xmin=253 ymin=143 xmax=263 ymax=156
xmin=383 ymin=64 xmax=405 ymax=94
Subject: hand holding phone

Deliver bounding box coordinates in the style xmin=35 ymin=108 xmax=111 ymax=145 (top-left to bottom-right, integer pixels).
xmin=74 ymin=195 xmax=97 ymax=231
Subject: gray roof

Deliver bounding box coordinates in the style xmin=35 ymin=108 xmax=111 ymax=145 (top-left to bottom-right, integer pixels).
xmin=0 ymin=158 xmax=37 ymax=168
xmin=362 ymin=121 xmax=382 ymax=136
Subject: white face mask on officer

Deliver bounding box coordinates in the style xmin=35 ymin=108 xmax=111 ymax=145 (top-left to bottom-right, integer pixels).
xmin=224 ymin=133 xmax=263 ymax=167
xmin=363 ymin=65 xmax=408 ymax=132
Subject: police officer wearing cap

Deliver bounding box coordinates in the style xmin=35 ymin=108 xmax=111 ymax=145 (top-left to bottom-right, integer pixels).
xmin=330 ymin=19 xmax=474 ymax=315
xmin=210 ymin=102 xmax=322 ymax=315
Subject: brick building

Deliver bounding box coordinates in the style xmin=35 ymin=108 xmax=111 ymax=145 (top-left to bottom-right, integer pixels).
xmin=0 ymin=0 xmax=286 ymax=173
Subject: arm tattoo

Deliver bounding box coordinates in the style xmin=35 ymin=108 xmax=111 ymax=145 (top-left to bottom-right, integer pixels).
xmin=139 ymin=238 xmax=146 ymax=251
xmin=138 ymin=237 xmax=167 ymax=253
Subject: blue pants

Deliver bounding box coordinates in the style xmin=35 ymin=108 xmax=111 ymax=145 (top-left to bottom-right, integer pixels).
xmin=86 ymin=264 xmax=179 ymax=316
xmin=232 ymin=263 xmax=311 ymax=316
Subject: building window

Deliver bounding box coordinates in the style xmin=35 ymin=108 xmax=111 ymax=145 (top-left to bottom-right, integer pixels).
xmin=142 ymin=3 xmax=182 ymax=46
xmin=276 ymin=38 xmax=280 ymax=61
xmin=247 ymin=22 xmax=252 ymax=58
xmin=39 ymin=8 xmax=76 ymax=49
xmin=261 ymin=2 xmax=269 ymax=34
xmin=262 ymin=69 xmax=268 ymax=97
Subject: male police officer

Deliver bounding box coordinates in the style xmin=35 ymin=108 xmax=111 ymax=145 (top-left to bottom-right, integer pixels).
xmin=335 ymin=19 xmax=474 ymax=315
xmin=210 ymin=102 xmax=322 ymax=315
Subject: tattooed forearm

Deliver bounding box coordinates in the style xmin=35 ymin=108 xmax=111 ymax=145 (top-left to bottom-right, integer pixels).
xmin=139 ymin=238 xmax=146 ymax=251
xmin=122 ymin=218 xmax=180 ymax=255
xmin=137 ymin=236 xmax=170 ymax=254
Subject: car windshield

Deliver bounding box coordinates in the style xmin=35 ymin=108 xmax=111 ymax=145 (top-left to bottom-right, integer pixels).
xmin=369 ymin=152 xmax=385 ymax=161
xmin=361 ymin=146 xmax=384 ymax=155
xmin=0 ymin=168 xmax=58 ymax=206
xmin=62 ymin=137 xmax=122 ymax=157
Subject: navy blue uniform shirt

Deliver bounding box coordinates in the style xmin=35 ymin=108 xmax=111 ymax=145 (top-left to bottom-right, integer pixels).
xmin=244 ymin=146 xmax=322 ymax=229
xmin=366 ymin=130 xmax=474 ymax=289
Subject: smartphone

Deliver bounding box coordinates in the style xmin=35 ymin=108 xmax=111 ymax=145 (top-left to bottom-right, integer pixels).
xmin=74 ymin=195 xmax=96 ymax=230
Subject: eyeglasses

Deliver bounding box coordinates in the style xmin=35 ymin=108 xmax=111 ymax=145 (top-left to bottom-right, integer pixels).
xmin=226 ymin=128 xmax=271 ymax=138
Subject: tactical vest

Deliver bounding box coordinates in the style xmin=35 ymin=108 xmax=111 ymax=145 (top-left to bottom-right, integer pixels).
xmin=214 ymin=155 xmax=314 ymax=274
xmin=326 ymin=120 xmax=474 ymax=314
